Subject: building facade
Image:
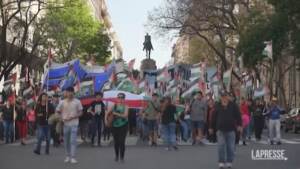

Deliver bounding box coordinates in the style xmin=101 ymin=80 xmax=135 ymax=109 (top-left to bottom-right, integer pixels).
xmin=87 ymin=0 xmax=123 ymax=59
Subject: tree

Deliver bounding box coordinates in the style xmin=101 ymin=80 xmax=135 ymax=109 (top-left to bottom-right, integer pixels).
xmin=0 ymin=0 xmax=48 ymax=80
xmin=147 ymin=0 xmax=251 ymax=73
xmin=237 ymin=0 xmax=300 ymax=107
xmin=41 ymin=0 xmax=111 ymax=64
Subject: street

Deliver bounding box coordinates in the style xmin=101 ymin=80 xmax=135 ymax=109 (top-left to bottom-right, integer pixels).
xmin=0 ymin=132 xmax=299 ymax=169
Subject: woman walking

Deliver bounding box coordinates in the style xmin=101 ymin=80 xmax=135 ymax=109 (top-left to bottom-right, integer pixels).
xmin=16 ymin=100 xmax=27 ymax=145
xmin=161 ymin=97 xmax=178 ymax=150
xmin=106 ymin=92 xmax=129 ymax=162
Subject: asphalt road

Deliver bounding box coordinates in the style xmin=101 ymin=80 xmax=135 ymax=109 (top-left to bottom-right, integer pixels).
xmin=0 ymin=132 xmax=299 ymax=169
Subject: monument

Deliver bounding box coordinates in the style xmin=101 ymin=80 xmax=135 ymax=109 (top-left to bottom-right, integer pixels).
xmin=141 ymin=33 xmax=157 ymax=71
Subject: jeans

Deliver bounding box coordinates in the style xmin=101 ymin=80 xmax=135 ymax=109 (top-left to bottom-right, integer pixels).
xmin=0 ymin=121 xmax=4 ymax=140
xmin=269 ymin=119 xmax=281 ymax=142
xmin=180 ymin=120 xmax=189 ymax=141
xmin=3 ymin=120 xmax=13 ymax=143
xmin=91 ymin=116 xmax=103 ymax=145
xmin=35 ymin=125 xmax=50 ymax=153
xmin=217 ymin=131 xmax=236 ymax=163
xmin=162 ymin=122 xmax=176 ymax=146
xmin=64 ymin=125 xmax=78 ymax=158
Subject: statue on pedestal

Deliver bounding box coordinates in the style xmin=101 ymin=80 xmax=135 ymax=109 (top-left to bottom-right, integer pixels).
xmin=143 ymin=33 xmax=153 ymax=59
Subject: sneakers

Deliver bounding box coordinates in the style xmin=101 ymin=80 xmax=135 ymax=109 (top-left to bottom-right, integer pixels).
xmin=70 ymin=158 xmax=78 ymax=164
xmin=219 ymin=163 xmax=225 ymax=169
xmin=64 ymin=157 xmax=78 ymax=164
xmin=64 ymin=157 xmax=70 ymax=163
xmin=226 ymin=163 xmax=232 ymax=168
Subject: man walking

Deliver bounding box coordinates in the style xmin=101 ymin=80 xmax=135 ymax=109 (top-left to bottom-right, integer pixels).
xmin=142 ymin=93 xmax=160 ymax=146
xmin=57 ymin=87 xmax=83 ymax=164
xmin=90 ymin=92 xmax=105 ymax=147
xmin=209 ymin=91 xmax=242 ymax=169
xmin=265 ymin=97 xmax=284 ymax=145
xmin=189 ymin=91 xmax=207 ymax=145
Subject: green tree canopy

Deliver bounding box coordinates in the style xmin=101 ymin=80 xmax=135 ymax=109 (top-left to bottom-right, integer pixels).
xmin=42 ymin=0 xmax=111 ymax=64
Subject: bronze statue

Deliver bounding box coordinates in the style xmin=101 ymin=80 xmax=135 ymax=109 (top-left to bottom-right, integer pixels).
xmin=143 ymin=33 xmax=153 ymax=59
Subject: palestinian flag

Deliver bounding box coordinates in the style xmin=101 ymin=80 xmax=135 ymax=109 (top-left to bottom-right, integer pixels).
xmin=22 ymin=86 xmax=36 ymax=107
xmin=3 ymin=73 xmax=17 ymax=92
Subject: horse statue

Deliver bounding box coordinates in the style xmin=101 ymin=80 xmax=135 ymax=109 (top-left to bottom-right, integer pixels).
xmin=143 ymin=33 xmax=154 ymax=59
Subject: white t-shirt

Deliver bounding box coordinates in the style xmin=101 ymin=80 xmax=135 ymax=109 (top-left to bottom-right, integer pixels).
xmin=57 ymin=98 xmax=83 ymax=126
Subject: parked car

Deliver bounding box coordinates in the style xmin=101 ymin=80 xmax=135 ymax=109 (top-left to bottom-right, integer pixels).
xmin=283 ymin=108 xmax=300 ymax=133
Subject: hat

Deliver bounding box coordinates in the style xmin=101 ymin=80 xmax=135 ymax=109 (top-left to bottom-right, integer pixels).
xmin=65 ymin=87 xmax=74 ymax=92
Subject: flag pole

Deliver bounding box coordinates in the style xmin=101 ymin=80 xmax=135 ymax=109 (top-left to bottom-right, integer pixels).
xmin=46 ymin=46 xmax=52 ymax=120
xmin=13 ymin=90 xmax=16 ymax=142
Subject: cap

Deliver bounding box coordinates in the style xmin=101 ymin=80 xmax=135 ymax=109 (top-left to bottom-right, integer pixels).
xmin=66 ymin=87 xmax=74 ymax=92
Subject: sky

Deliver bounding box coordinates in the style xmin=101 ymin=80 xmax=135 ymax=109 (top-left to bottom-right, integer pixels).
xmin=106 ymin=0 xmax=174 ymax=69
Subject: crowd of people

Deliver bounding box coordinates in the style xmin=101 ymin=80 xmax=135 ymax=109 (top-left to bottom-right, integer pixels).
xmin=0 ymin=86 xmax=285 ymax=168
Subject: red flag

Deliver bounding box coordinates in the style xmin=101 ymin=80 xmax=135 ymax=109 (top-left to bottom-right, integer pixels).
xmin=128 ymin=59 xmax=136 ymax=71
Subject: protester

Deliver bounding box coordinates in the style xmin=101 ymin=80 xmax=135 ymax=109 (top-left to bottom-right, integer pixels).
xmin=27 ymin=106 xmax=36 ymax=136
xmin=253 ymin=99 xmax=265 ymax=141
xmin=207 ymin=99 xmax=216 ymax=143
xmin=50 ymin=94 xmax=62 ymax=146
xmin=128 ymin=108 xmax=138 ymax=136
xmin=240 ymin=97 xmax=250 ymax=146
xmin=90 ymin=92 xmax=105 ymax=147
xmin=48 ymin=109 xmax=63 ymax=147
xmin=189 ymin=91 xmax=207 ymax=145
xmin=106 ymin=92 xmax=129 ymax=162
xmin=56 ymin=87 xmax=83 ymax=164
xmin=34 ymin=93 xmax=55 ymax=155
xmin=15 ymin=100 xmax=27 ymax=145
xmin=2 ymin=101 xmax=14 ymax=144
xmin=247 ymin=99 xmax=255 ymax=139
xmin=79 ymin=106 xmax=90 ymax=143
xmin=210 ymin=90 xmax=242 ymax=169
xmin=178 ymin=110 xmax=189 ymax=142
xmin=161 ymin=96 xmax=178 ymax=151
xmin=142 ymin=93 xmax=160 ymax=146
xmin=265 ymin=97 xmax=284 ymax=145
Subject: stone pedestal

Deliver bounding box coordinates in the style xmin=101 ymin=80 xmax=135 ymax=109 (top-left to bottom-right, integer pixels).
xmin=140 ymin=58 xmax=157 ymax=71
